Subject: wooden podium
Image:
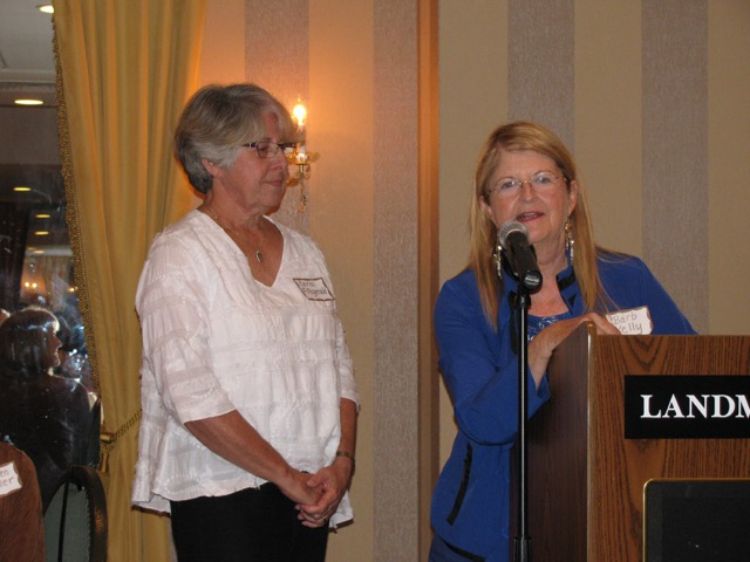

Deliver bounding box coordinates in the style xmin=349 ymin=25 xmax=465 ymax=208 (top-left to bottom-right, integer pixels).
xmin=522 ymin=326 xmax=750 ymax=561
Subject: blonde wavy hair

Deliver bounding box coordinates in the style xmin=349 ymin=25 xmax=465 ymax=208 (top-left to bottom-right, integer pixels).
xmin=468 ymin=121 xmax=603 ymax=327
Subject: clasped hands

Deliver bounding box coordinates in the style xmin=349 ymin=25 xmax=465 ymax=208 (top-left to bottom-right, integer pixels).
xmin=283 ymin=458 xmax=353 ymax=528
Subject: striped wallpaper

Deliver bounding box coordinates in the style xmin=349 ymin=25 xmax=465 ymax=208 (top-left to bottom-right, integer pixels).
xmin=211 ymin=1 xmax=750 ymax=560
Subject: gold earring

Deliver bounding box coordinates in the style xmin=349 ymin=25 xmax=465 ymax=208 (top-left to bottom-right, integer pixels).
xmin=565 ymin=219 xmax=575 ymax=264
xmin=493 ymin=241 xmax=503 ymax=280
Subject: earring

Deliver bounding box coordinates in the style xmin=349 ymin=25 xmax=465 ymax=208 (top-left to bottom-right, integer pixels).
xmin=493 ymin=241 xmax=503 ymax=280
xmin=565 ymin=219 xmax=575 ymax=265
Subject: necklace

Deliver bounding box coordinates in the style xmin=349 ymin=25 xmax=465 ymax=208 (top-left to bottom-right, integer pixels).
xmin=201 ymin=206 xmax=265 ymax=263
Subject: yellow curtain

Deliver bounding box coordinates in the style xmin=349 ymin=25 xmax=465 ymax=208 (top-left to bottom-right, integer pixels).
xmin=53 ymin=1 xmax=206 ymax=560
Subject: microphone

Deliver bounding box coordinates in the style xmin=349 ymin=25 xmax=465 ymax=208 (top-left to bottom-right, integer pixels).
xmin=497 ymin=221 xmax=542 ymax=292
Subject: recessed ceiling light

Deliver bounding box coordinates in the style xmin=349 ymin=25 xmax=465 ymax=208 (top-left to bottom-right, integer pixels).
xmin=13 ymin=186 xmax=32 ymax=192
xmin=15 ymin=99 xmax=44 ymax=106
xmin=34 ymin=230 xmax=50 ymax=236
xmin=37 ymin=4 xmax=54 ymax=14
xmin=35 ymin=213 xmax=52 ymax=219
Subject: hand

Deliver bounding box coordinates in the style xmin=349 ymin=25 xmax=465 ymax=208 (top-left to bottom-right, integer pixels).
xmin=296 ymin=457 xmax=354 ymax=528
xmin=277 ymin=468 xmax=324 ymax=506
xmin=528 ymin=312 xmax=619 ymax=384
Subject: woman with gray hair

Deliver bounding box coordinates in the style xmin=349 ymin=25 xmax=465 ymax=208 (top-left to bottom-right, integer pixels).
xmin=132 ymin=84 xmax=358 ymax=561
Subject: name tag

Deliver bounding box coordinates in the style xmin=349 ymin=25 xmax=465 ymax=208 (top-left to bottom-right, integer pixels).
xmin=0 ymin=462 xmax=23 ymax=497
xmin=293 ymin=278 xmax=334 ymax=301
xmin=606 ymin=306 xmax=653 ymax=335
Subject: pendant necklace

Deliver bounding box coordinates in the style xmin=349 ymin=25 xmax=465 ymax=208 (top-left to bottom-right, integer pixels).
xmin=202 ymin=206 xmax=265 ymax=263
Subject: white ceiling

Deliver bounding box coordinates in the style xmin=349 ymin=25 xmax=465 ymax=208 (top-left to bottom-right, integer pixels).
xmin=0 ymin=0 xmax=56 ymax=106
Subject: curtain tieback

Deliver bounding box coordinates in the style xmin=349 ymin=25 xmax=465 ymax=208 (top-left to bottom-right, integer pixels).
xmin=99 ymin=408 xmax=142 ymax=474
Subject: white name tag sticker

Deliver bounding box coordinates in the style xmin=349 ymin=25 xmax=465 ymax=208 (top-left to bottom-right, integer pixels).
xmin=293 ymin=278 xmax=334 ymax=301
xmin=606 ymin=306 xmax=653 ymax=335
xmin=0 ymin=461 xmax=23 ymax=497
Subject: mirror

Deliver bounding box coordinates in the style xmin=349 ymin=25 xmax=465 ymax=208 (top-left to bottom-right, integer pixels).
xmin=0 ymin=0 xmax=100 ymax=509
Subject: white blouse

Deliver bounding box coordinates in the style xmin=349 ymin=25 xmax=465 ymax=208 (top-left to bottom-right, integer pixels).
xmin=131 ymin=210 xmax=358 ymax=526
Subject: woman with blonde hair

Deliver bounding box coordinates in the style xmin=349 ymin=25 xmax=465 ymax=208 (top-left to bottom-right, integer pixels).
xmin=429 ymin=121 xmax=694 ymax=561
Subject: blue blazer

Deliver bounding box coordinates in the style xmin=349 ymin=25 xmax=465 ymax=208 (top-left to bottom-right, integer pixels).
xmin=431 ymin=253 xmax=695 ymax=561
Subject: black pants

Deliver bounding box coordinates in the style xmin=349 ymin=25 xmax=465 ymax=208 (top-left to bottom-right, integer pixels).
xmin=170 ymin=484 xmax=329 ymax=562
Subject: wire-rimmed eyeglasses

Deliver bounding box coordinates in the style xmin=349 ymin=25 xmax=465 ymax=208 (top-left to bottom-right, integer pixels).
xmin=488 ymin=171 xmax=567 ymax=198
xmin=241 ymin=140 xmax=296 ymax=159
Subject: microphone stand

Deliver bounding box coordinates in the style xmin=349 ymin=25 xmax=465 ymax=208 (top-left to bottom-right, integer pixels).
xmin=512 ymin=284 xmax=532 ymax=562
xmin=497 ymin=224 xmax=541 ymax=562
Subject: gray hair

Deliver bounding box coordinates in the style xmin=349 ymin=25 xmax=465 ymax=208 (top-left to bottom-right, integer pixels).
xmin=174 ymin=83 xmax=296 ymax=194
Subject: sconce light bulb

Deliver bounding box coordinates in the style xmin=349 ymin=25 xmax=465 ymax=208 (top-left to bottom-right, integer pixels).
xmin=292 ymin=102 xmax=308 ymax=129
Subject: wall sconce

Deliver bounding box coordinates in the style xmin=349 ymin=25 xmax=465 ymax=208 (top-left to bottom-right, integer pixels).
xmin=287 ymin=99 xmax=318 ymax=190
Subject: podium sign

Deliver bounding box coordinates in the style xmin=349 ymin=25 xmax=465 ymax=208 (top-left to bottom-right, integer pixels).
xmin=624 ymin=375 xmax=750 ymax=439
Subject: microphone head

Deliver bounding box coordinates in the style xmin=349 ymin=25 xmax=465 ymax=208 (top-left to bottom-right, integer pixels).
xmin=497 ymin=220 xmax=528 ymax=248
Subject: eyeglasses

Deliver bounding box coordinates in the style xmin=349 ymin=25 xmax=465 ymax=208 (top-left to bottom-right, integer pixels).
xmin=241 ymin=140 xmax=296 ymax=159
xmin=489 ymin=171 xmax=566 ymax=198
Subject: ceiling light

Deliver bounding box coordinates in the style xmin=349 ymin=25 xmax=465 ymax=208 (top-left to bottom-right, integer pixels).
xmin=15 ymin=99 xmax=44 ymax=106
xmin=35 ymin=213 xmax=51 ymax=219
xmin=37 ymin=4 xmax=54 ymax=14
xmin=34 ymin=230 xmax=50 ymax=236
xmin=13 ymin=186 xmax=32 ymax=192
